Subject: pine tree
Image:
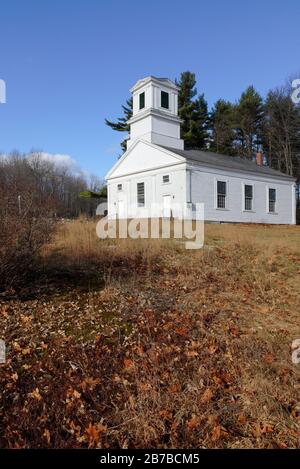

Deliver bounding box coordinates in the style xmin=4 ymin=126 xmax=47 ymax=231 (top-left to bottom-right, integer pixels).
xmin=191 ymin=94 xmax=209 ymax=149
xmin=234 ymin=86 xmax=264 ymax=159
xmin=177 ymin=71 xmax=197 ymax=142
xmin=209 ymin=99 xmax=236 ymax=155
xmin=176 ymin=72 xmax=209 ymax=149
xmin=105 ymin=72 xmax=209 ymax=152
xmin=105 ymin=97 xmax=133 ymax=153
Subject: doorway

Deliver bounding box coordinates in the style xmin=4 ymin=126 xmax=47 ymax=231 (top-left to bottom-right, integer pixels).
xmin=163 ymin=194 xmax=172 ymax=218
xmin=117 ymin=199 xmax=125 ymax=218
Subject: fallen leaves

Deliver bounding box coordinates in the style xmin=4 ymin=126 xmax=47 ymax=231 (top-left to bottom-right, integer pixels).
xmin=123 ymin=358 xmax=135 ymax=371
xmin=185 ymin=350 xmax=199 ymax=358
xmin=252 ymin=423 xmax=274 ymax=438
xmin=208 ymin=344 xmax=218 ymax=354
xmin=66 ymin=388 xmax=81 ymax=400
xmin=1 ymin=305 xmax=9 ymax=318
xmin=187 ymin=414 xmax=200 ymax=430
xmin=43 ymin=429 xmax=51 ymax=444
xmin=73 ymin=390 xmax=81 ymax=399
xmin=0 ymin=222 xmax=299 ymax=449
xmin=159 ymin=410 xmax=173 ymax=421
xmin=13 ymin=342 xmax=31 ymax=355
xmin=211 ymin=425 xmax=228 ymax=442
xmin=28 ymin=388 xmax=42 ymax=401
xmin=22 ymin=364 xmax=31 ymax=370
xmin=200 ymin=388 xmax=214 ymax=404
xmin=237 ymin=413 xmax=247 ymax=425
xmin=20 ymin=314 xmax=33 ymax=325
xmin=79 ymin=377 xmax=100 ymax=391
xmin=263 ymin=353 xmax=275 ymax=364
xmin=167 ymin=383 xmax=181 ymax=393
xmin=85 ymin=422 xmax=107 ymax=448
xmin=258 ymin=306 xmax=270 ymax=314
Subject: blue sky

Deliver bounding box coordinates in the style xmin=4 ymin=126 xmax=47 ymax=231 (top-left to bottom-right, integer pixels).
xmin=0 ymin=0 xmax=299 ymax=179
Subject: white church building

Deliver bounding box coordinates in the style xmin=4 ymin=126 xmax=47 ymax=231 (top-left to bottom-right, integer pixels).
xmin=106 ymin=76 xmax=296 ymax=224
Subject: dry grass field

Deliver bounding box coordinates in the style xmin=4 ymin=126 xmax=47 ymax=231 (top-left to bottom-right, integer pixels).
xmin=0 ymin=220 xmax=300 ymax=448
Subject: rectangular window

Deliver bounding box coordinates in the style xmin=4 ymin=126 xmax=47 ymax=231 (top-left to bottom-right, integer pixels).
xmin=137 ymin=182 xmax=145 ymax=207
xmin=117 ymin=183 xmax=122 ymax=191
xmin=217 ymin=181 xmax=227 ymax=209
xmin=244 ymin=184 xmax=253 ymax=211
xmin=139 ymin=92 xmax=145 ymax=110
xmin=269 ymin=188 xmax=276 ymax=212
xmin=162 ymin=175 xmax=170 ymax=184
xmin=161 ymin=91 xmax=169 ymax=109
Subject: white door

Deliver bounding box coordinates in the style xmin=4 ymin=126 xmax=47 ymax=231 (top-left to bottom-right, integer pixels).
xmin=163 ymin=195 xmax=172 ymax=218
xmin=117 ymin=199 xmax=125 ymax=218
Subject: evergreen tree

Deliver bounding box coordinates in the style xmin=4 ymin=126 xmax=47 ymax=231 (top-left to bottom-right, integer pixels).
xmin=105 ymin=97 xmax=133 ymax=153
xmin=176 ymin=72 xmax=209 ymax=149
xmin=105 ymin=73 xmax=209 ymax=152
xmin=234 ymin=86 xmax=264 ymax=159
xmin=177 ymin=71 xmax=197 ymax=139
xmin=209 ymin=99 xmax=236 ymax=155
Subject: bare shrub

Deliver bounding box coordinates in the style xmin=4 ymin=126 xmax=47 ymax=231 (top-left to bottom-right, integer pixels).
xmin=0 ymin=153 xmax=57 ymax=290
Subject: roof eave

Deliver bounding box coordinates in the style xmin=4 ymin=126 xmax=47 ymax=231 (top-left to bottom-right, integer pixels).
xmin=185 ymin=157 xmax=296 ymax=182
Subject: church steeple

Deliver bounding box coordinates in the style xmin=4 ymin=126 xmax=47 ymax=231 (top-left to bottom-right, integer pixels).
xmin=126 ymin=76 xmax=184 ymax=150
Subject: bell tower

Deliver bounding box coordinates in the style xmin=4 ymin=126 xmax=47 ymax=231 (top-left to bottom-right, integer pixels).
xmin=126 ymin=76 xmax=184 ymax=150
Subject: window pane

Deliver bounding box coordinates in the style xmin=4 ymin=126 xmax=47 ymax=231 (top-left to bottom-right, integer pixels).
xmin=137 ymin=182 xmax=145 ymax=206
xmin=245 ymin=185 xmax=253 ymax=198
xmin=163 ymin=175 xmax=169 ymax=183
xmin=139 ymin=92 xmax=145 ymax=110
xmin=217 ymin=181 xmax=227 ymax=208
xmin=161 ymin=91 xmax=169 ymax=109
xmin=217 ymin=194 xmax=226 ymax=208
xmin=245 ymin=198 xmax=252 ymax=211
xmin=269 ymin=188 xmax=276 ymax=202
xmin=244 ymin=185 xmax=253 ymax=210
xmin=269 ymin=188 xmax=276 ymax=212
xmin=217 ymin=181 xmax=226 ymax=196
xmin=117 ymin=184 xmax=122 ymax=191
xmin=269 ymin=200 xmax=275 ymax=212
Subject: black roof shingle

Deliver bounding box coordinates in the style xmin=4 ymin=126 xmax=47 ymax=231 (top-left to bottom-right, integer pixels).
xmin=162 ymin=146 xmax=295 ymax=181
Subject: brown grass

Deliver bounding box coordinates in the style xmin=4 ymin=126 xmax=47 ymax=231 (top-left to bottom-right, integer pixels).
xmin=0 ymin=220 xmax=299 ymax=448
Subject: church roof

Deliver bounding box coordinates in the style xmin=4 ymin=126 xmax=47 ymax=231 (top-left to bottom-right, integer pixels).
xmin=130 ymin=76 xmax=179 ymax=92
xmin=162 ymin=146 xmax=296 ymax=181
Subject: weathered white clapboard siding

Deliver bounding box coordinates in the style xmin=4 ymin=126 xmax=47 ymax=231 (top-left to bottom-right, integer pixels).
xmin=188 ymin=165 xmax=296 ymax=224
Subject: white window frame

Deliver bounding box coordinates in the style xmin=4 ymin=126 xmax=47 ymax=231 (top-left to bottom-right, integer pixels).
xmin=215 ymin=178 xmax=229 ymax=210
xmin=267 ymin=186 xmax=277 ymax=214
xmin=162 ymin=174 xmax=170 ymax=184
xmin=160 ymin=90 xmax=169 ymax=110
xmin=137 ymin=182 xmax=145 ymax=207
xmin=139 ymin=91 xmax=145 ymax=110
xmin=243 ymin=183 xmax=254 ymax=212
xmin=117 ymin=183 xmax=123 ymax=192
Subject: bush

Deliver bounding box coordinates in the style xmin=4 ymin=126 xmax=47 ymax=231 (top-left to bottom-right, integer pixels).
xmin=0 ymin=153 xmax=57 ymax=290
